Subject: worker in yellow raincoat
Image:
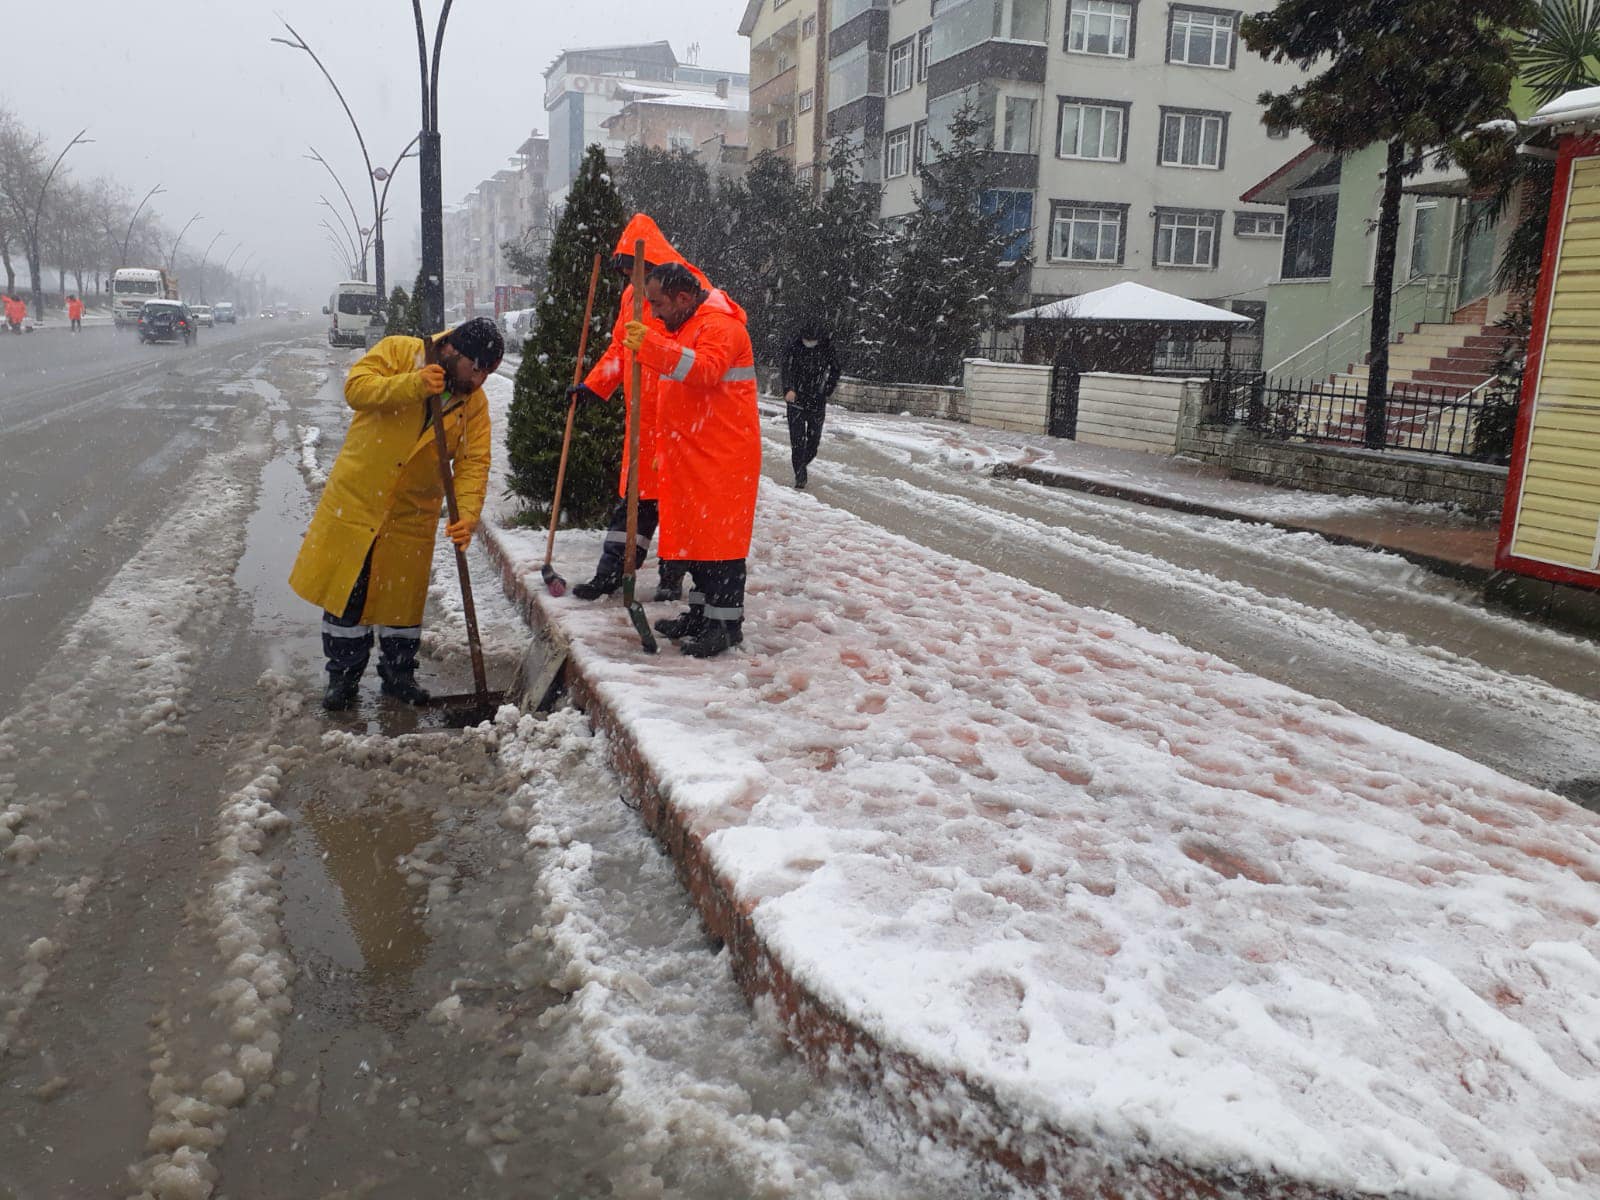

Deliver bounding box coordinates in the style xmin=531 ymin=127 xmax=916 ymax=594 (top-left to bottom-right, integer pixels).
xmin=289 ymin=317 xmax=503 ymax=711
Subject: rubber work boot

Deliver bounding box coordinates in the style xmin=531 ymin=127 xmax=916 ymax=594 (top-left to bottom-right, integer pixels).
xmin=572 ymin=572 xmax=621 ymax=601
xmin=378 ymin=663 xmax=432 ymax=706
xmin=679 ymin=621 xmax=743 ymax=659
xmin=653 ymin=608 xmax=706 ymax=640
xmin=652 ymin=580 xmax=683 ymax=603
xmin=794 ymin=465 xmax=807 ymax=490
xmin=322 ymin=669 xmax=362 ymax=712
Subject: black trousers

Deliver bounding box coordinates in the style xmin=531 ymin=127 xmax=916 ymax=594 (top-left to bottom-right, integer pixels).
xmin=320 ymin=547 xmax=421 ymax=677
xmin=786 ymin=400 xmax=826 ymax=475
xmin=594 ymin=496 xmax=687 ymax=588
xmin=70 ymin=318 xmax=81 ymax=331
xmin=673 ymin=558 xmax=746 ymax=626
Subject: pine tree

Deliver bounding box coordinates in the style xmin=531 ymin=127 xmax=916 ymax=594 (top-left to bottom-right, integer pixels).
xmin=505 ymin=144 xmax=625 ymax=524
xmin=874 ymin=104 xmax=1024 ymax=385
xmin=385 ymin=284 xmax=413 ymax=335
xmin=1242 ymin=0 xmax=1537 ymax=449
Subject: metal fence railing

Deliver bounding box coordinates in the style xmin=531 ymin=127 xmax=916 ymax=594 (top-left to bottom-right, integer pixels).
xmin=1201 ymin=369 xmax=1518 ymax=462
xmin=1267 ymin=273 xmax=1459 ymax=380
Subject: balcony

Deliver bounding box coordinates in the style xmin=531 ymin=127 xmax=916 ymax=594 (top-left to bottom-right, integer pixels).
xmin=751 ymin=68 xmax=800 ymax=121
xmin=926 ymin=0 xmax=1048 ymax=99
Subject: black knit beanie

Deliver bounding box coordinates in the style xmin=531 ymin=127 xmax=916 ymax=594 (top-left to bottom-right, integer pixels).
xmin=448 ymin=316 xmax=505 ymax=372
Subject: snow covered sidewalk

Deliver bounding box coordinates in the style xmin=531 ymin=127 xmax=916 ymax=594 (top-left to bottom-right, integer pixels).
xmin=478 ymin=378 xmax=1600 ymax=1199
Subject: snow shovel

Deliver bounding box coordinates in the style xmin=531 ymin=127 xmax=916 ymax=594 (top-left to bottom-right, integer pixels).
xmin=621 ymin=241 xmax=658 ymax=655
xmin=541 ymin=251 xmax=605 ymax=597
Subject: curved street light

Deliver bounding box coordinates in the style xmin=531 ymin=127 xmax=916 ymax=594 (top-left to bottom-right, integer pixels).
xmin=196 ymin=230 xmax=226 ymax=303
xmin=317 ymin=198 xmax=368 ymax=272
xmin=120 ymin=182 xmax=165 ymax=270
xmin=167 ymin=213 xmax=203 ymax=277
xmin=412 ymin=0 xmax=456 ymax=332
xmin=305 ymin=146 xmax=369 ymax=281
xmin=27 ymin=128 xmax=94 ymax=316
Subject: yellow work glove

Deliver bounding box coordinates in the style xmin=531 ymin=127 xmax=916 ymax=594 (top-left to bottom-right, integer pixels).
xmin=419 ymin=363 xmax=447 ymax=395
xmin=623 ymin=320 xmax=649 ymax=352
xmin=445 ymin=516 xmax=478 ymax=549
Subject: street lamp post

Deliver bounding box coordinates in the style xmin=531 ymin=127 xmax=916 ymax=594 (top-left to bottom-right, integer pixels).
xmin=120 ymin=182 xmax=165 ymax=270
xmin=196 ymin=231 xmax=226 ymax=304
xmin=167 ymin=213 xmax=203 ymax=279
xmin=318 ymin=199 xmax=368 ymax=275
xmin=412 ymin=1 xmax=455 ymax=333
xmin=306 ymin=147 xmax=370 ymax=282
xmin=371 ymin=134 xmax=420 ymax=311
xmin=27 ymin=128 xmax=93 ymax=318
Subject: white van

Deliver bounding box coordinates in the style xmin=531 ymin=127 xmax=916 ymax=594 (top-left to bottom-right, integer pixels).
xmin=325 ymin=281 xmax=379 ymax=347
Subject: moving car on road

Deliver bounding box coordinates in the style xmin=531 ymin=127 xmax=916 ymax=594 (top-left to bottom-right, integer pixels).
xmin=191 ymin=305 xmax=215 ymax=328
xmin=213 ymin=302 xmax=237 ymax=324
xmin=136 ymin=299 xmax=197 ymax=345
xmin=325 ymin=280 xmax=379 ymax=347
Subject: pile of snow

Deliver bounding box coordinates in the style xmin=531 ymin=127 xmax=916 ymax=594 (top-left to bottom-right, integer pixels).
xmin=481 ymin=407 xmax=1600 ymax=1196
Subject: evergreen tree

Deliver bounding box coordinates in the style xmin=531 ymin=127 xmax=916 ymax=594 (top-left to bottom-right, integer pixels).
xmin=616 ymin=146 xmax=720 ymax=269
xmin=1242 ymin=0 xmax=1537 ymax=449
xmin=505 ymin=144 xmax=625 ymax=524
xmin=711 ymin=151 xmax=810 ymax=366
xmin=874 ymin=104 xmax=1024 ymax=385
xmin=384 ymin=284 xmax=413 ymax=335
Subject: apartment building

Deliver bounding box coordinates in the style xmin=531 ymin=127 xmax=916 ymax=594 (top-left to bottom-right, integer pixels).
xmin=741 ymin=0 xmax=831 ymax=190
xmin=544 ymin=42 xmax=750 ymax=204
xmin=602 ymin=81 xmax=750 ymax=156
xmin=743 ymin=0 xmax=1309 ymax=312
xmin=443 ymin=133 xmax=550 ymax=315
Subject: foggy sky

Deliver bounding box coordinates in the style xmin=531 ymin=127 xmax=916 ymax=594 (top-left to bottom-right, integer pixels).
xmin=1 ymin=1 xmax=746 ymax=300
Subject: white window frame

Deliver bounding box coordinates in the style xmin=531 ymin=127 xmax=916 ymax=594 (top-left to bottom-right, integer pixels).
xmin=1233 ymin=211 xmax=1284 ymax=239
xmin=802 ymin=14 xmax=818 ymax=38
xmin=913 ymin=120 xmax=929 ymax=172
xmin=917 ymin=28 xmax=933 ymax=81
xmin=885 ymin=127 xmax=913 ymax=178
xmin=1001 ymin=95 xmax=1037 ymax=154
xmin=889 ymin=38 xmax=915 ymax=95
xmin=1154 ymin=209 xmax=1221 ymax=268
xmin=1067 ymin=0 xmax=1134 ymax=58
xmin=776 ymin=118 xmax=795 ymax=149
xmin=1168 ymin=6 xmax=1237 ymax=69
xmin=1050 ymin=202 xmax=1125 ymax=264
xmin=1056 ymin=98 xmax=1126 ymax=162
xmin=799 ymin=88 xmax=815 ymax=113
xmin=1159 ymin=108 xmax=1226 ymax=170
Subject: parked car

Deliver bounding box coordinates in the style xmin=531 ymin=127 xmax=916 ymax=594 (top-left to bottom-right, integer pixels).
xmin=191 ymin=305 xmax=215 ymax=328
xmin=137 ymin=299 xmax=196 ymax=345
xmin=499 ymin=307 xmax=537 ymax=354
xmin=213 ymin=302 xmax=237 ymax=324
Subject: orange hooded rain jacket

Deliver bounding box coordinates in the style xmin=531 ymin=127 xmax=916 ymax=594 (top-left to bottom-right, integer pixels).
xmin=583 ymin=214 xmax=710 ymax=501
xmin=631 ymin=288 xmax=761 ymax=562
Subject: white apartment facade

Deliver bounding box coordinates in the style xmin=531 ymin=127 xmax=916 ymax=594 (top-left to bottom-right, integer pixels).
xmin=747 ymin=0 xmax=1310 ymax=313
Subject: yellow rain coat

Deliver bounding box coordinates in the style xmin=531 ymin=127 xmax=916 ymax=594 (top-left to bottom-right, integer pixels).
xmin=289 ymin=333 xmax=491 ymax=627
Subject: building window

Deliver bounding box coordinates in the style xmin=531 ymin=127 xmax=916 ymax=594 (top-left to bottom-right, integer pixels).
xmin=982 ymin=189 xmax=1035 ymax=261
xmin=890 ymin=38 xmax=915 ymax=94
xmin=1067 ymin=0 xmax=1134 ymax=58
xmin=799 ymin=88 xmax=815 ymax=113
xmin=832 ymin=0 xmax=887 ymax=30
xmin=1002 ymin=96 xmax=1037 ymax=154
xmin=1233 ymin=211 xmax=1285 ymax=238
xmin=803 ymin=14 xmax=818 ymax=38
xmin=917 ymin=28 xmax=933 ymax=81
xmin=1168 ymin=7 xmax=1236 ymax=68
xmin=669 ymin=131 xmax=695 ymax=152
xmin=776 ymin=118 xmax=796 ymax=149
xmin=1155 ymin=209 xmax=1221 ymax=267
xmin=1057 ymin=98 xmax=1126 ymax=161
xmin=1282 ymin=192 xmax=1337 ymax=279
xmin=777 ymin=50 xmax=792 ymax=74
xmin=1159 ymin=108 xmax=1226 ymax=169
xmin=931 ymin=0 xmax=1048 ymax=65
xmin=1050 ymin=202 xmax=1125 ymax=263
xmin=913 ymin=120 xmax=929 ymax=171
xmin=828 ymin=42 xmax=884 ymax=109
xmin=885 ymin=126 xmax=913 ymax=178
xmin=798 ymin=163 xmax=815 ymax=187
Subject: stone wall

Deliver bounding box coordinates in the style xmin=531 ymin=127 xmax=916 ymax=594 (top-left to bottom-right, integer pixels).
xmin=831 ymin=375 xmax=968 ymax=421
xmin=1077 ymin=373 xmax=1205 ymax=455
xmin=1177 ymin=398 xmax=1509 ymax=517
xmin=962 ymin=359 xmax=1050 ymax=434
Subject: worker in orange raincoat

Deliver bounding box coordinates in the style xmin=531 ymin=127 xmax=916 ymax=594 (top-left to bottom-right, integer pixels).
xmin=3 ymin=293 xmax=25 ymax=334
xmin=66 ymin=295 xmax=85 ymax=332
xmin=564 ymin=214 xmax=708 ymax=603
xmin=623 ymin=262 xmax=761 ymax=659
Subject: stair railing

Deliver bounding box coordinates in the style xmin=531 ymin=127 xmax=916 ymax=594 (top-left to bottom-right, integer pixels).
xmin=1267 ymin=273 xmax=1457 ymax=380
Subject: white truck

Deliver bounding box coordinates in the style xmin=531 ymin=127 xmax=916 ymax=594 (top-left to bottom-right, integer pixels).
xmin=111 ymin=267 xmax=178 ymax=328
xmin=325 ymin=280 xmax=379 ymax=347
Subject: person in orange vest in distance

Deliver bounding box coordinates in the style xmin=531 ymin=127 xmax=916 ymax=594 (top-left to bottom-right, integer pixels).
xmin=565 ymin=213 xmax=702 ymax=603
xmin=3 ymin=293 xmax=25 ymax=334
xmin=66 ymin=294 xmax=84 ymax=333
xmin=623 ymin=262 xmax=762 ymax=659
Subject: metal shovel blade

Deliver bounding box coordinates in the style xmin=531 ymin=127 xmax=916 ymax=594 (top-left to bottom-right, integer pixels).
xmin=417 ymin=621 xmax=572 ymax=726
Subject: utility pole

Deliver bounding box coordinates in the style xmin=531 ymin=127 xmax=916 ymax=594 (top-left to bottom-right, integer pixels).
xmin=167 ymin=213 xmax=203 ymax=279
xmin=196 ymin=230 xmax=226 ymax=303
xmin=27 ymin=129 xmax=93 ymax=318
xmin=120 ymin=182 xmax=164 ymax=270
xmin=412 ymin=0 xmax=455 ymax=334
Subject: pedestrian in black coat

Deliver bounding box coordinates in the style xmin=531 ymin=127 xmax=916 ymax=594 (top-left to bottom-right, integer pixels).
xmin=781 ymin=322 xmax=842 ymax=489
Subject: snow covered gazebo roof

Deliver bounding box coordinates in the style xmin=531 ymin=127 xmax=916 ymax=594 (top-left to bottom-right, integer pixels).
xmin=1009 ymin=281 xmax=1252 ymax=325
xmin=1526 ymin=85 xmax=1600 ymax=129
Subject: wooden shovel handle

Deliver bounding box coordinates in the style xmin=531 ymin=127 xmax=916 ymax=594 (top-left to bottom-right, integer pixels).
xmin=545 ymin=252 xmax=604 ymax=566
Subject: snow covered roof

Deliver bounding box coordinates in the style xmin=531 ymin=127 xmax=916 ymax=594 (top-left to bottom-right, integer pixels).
xmin=1527 ymin=86 xmax=1600 ymax=128
xmin=613 ymin=83 xmax=743 ymax=110
xmin=1011 ymin=282 xmax=1252 ymax=325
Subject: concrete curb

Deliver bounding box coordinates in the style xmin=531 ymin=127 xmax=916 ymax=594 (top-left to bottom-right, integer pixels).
xmin=993 ymin=461 xmax=1494 ymax=586
xmin=475 ymin=521 xmax=1359 ymax=1199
